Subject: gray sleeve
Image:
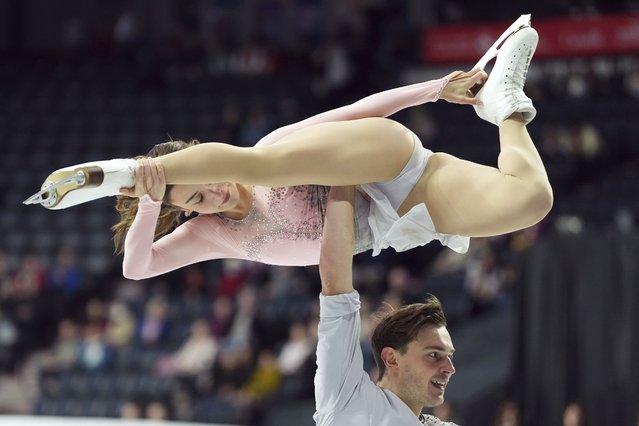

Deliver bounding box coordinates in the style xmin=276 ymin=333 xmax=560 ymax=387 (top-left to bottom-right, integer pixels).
xmin=314 ymin=291 xmax=367 ymax=415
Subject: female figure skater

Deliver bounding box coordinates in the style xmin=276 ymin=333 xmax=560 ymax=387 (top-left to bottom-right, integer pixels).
xmin=27 ymin=20 xmax=552 ymax=280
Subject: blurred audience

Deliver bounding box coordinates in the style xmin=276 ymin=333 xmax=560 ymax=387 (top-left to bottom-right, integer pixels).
xmin=76 ymin=323 xmax=113 ymax=371
xmin=156 ymin=319 xmax=218 ymax=377
xmin=0 ymin=251 xmax=13 ymax=300
xmin=33 ymin=319 xmax=81 ymax=373
xmin=46 ymin=246 xmax=82 ymax=298
xmin=136 ymin=297 xmax=170 ymax=347
xmin=8 ymin=254 xmax=46 ymax=302
xmin=105 ymin=301 xmax=136 ymax=348
xmin=208 ymin=296 xmax=234 ymax=339
xmin=119 ymin=400 xmax=143 ymax=419
xmin=145 ymin=400 xmax=170 ymax=421
xmin=276 ymin=321 xmax=314 ymax=376
xmin=494 ymin=400 xmax=521 ymax=426
xmin=563 ymin=402 xmax=586 ymax=426
xmin=225 ymin=285 xmax=258 ymax=349
xmin=0 ymin=310 xmax=18 ymax=372
xmin=464 ymin=242 xmax=513 ymax=316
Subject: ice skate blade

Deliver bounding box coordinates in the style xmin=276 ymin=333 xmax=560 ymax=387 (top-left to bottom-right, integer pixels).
xmin=474 ymin=14 xmax=532 ymax=71
xmin=23 ymin=166 xmax=104 ymax=209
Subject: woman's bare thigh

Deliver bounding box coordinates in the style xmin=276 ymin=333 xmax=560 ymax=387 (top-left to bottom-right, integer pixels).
xmin=257 ymin=117 xmax=415 ymax=187
xmin=399 ymin=152 xmax=538 ymax=237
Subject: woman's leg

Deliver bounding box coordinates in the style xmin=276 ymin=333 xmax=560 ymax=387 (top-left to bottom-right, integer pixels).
xmin=159 ymin=117 xmax=416 ymax=188
xmin=403 ymin=24 xmax=551 ymax=237
xmin=404 ymin=113 xmax=552 ymax=237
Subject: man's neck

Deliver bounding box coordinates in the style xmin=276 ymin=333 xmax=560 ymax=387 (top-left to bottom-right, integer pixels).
xmin=377 ymin=379 xmax=422 ymax=417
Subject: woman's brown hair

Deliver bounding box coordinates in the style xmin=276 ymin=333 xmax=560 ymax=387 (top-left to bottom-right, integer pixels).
xmin=112 ymin=139 xmax=200 ymax=255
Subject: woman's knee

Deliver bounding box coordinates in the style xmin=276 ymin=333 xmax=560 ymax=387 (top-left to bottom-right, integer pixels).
xmin=360 ymin=117 xmax=414 ymax=146
xmin=525 ymin=178 xmax=554 ymax=224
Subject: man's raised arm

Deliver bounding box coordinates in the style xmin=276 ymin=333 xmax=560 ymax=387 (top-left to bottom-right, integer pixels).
xmin=319 ymin=186 xmax=356 ymax=296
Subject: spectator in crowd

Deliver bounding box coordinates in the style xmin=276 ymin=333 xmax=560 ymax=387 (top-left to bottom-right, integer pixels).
xmin=180 ymin=265 xmax=209 ymax=303
xmin=235 ymin=349 xmax=282 ymax=424
xmin=277 ymin=321 xmax=314 ymax=376
xmin=494 ymin=400 xmax=520 ymax=426
xmin=563 ymin=402 xmax=586 ymax=426
xmin=156 ymin=318 xmax=218 ymax=377
xmin=385 ymin=264 xmax=424 ymax=304
xmin=208 ymin=296 xmax=234 ymax=339
xmin=240 ymin=349 xmax=282 ymax=400
xmin=119 ymin=400 xmax=143 ymax=419
xmin=0 ymin=310 xmax=17 ymax=372
xmin=46 ymin=245 xmax=82 ymax=298
xmin=33 ymin=318 xmax=81 ymax=372
xmin=210 ymin=344 xmax=253 ymax=397
xmin=464 ymin=242 xmax=512 ymax=315
xmin=9 ymin=253 xmax=46 ymax=302
xmin=215 ymin=259 xmax=250 ymax=298
xmin=0 ymin=250 xmax=13 ymax=301
xmin=171 ymin=389 xmax=195 ymax=422
xmin=44 ymin=246 xmax=83 ymax=325
xmin=105 ymin=301 xmax=136 ymax=348
xmin=225 ymin=285 xmax=258 ymax=349
xmin=136 ymin=296 xmax=170 ymax=347
xmin=76 ymin=323 xmax=113 ymax=371
xmin=145 ymin=400 xmax=170 ymax=421
xmin=18 ymin=318 xmax=81 ymax=405
xmin=84 ymin=298 xmax=108 ymax=329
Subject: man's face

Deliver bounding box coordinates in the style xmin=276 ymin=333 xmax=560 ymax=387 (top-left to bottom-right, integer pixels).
xmin=395 ymin=325 xmax=456 ymax=407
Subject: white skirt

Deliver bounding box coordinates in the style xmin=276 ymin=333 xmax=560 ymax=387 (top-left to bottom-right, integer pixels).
xmin=354 ymin=133 xmax=470 ymax=256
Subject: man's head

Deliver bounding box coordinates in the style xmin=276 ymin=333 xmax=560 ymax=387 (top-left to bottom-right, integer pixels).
xmin=371 ymin=295 xmax=455 ymax=408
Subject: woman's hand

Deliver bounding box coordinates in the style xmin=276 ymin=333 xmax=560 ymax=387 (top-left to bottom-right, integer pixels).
xmin=439 ymin=68 xmax=488 ymax=106
xmin=119 ymin=158 xmax=166 ymax=202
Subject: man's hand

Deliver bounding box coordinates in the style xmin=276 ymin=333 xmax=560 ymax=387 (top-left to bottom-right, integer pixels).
xmin=439 ymin=68 xmax=488 ymax=106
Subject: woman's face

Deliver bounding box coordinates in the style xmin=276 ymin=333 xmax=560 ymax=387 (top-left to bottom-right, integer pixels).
xmin=168 ymin=182 xmax=240 ymax=214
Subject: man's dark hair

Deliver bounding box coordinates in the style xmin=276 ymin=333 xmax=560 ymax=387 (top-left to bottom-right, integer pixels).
xmin=370 ymin=294 xmax=447 ymax=382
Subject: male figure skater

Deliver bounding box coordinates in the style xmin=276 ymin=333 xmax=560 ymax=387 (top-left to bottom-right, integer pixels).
xmin=314 ymin=185 xmax=457 ymax=425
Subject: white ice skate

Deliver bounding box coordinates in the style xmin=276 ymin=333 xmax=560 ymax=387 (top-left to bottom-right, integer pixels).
xmin=473 ymin=24 xmax=538 ymax=126
xmin=23 ymin=159 xmax=136 ymax=210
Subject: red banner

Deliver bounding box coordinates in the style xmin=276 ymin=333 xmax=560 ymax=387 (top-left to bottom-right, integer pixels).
xmin=422 ymin=13 xmax=639 ymax=64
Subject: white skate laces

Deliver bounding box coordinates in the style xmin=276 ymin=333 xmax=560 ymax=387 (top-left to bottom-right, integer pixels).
xmin=473 ymin=17 xmax=538 ymax=126
xmin=24 ymin=159 xmax=136 ymax=210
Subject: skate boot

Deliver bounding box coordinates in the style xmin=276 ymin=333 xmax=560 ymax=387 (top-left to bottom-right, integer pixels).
xmin=23 ymin=159 xmax=136 ymax=210
xmin=473 ymin=25 xmax=538 ymax=125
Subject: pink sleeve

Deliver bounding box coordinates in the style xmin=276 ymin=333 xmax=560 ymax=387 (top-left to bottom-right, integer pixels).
xmin=255 ymin=77 xmax=448 ymax=147
xmin=122 ymin=196 xmax=237 ymax=279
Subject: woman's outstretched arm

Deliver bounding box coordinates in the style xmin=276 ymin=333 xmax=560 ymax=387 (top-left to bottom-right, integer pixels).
xmin=122 ymin=197 xmax=238 ymax=279
xmin=255 ymin=69 xmax=486 ymax=147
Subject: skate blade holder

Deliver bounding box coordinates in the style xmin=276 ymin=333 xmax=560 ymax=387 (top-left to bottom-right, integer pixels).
xmin=23 ymin=166 xmax=105 ymax=209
